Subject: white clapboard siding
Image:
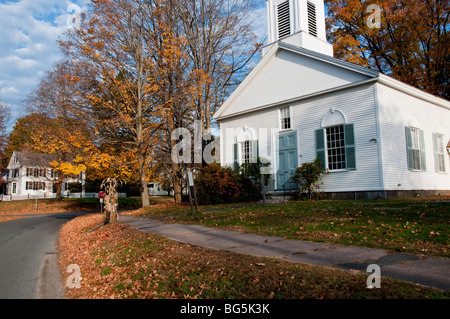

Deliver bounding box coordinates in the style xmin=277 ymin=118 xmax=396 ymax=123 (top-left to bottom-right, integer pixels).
xmin=219 ymin=108 xmax=279 ymax=168
xmin=291 ymin=84 xmax=381 ymax=192
xmin=377 ymin=83 xmax=450 ymax=191
xmin=219 ymin=84 xmax=382 ymax=193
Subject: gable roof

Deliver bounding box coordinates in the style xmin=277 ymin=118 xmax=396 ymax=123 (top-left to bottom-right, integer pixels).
xmin=8 ymin=151 xmax=55 ymax=168
xmin=214 ymin=42 xmax=450 ymax=121
xmin=278 ymin=42 xmax=380 ymax=78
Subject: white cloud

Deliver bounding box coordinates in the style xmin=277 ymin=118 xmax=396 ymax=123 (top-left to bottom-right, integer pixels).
xmin=0 ymin=0 xmax=263 ymax=131
xmin=0 ymin=0 xmax=85 ymax=127
xmin=0 ymin=86 xmax=18 ymax=95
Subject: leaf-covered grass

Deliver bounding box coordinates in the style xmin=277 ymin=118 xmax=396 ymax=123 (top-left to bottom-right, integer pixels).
xmin=59 ymin=213 xmax=450 ymax=299
xmin=138 ymin=196 xmax=450 ymax=257
xmin=0 ymin=196 xmax=147 ymax=216
xmin=0 ymin=198 xmax=99 ymax=215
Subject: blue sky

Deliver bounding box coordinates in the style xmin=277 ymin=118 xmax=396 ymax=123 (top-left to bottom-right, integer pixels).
xmin=0 ymin=0 xmax=90 ymax=125
xmin=0 ymin=0 xmax=267 ymax=131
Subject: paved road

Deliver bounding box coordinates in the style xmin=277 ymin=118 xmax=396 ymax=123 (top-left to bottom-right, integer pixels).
xmin=0 ymin=212 xmax=91 ymax=299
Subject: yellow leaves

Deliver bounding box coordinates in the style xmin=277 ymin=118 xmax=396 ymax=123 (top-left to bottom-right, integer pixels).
xmin=55 ymin=161 xmax=87 ymax=176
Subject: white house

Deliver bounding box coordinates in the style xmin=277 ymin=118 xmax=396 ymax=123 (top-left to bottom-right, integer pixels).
xmin=214 ymin=0 xmax=450 ymax=199
xmin=1 ymin=151 xmax=85 ymax=200
xmin=148 ymin=182 xmax=171 ymax=196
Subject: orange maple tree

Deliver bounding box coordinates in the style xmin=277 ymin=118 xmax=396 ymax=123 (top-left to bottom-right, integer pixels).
xmin=59 ymin=0 xmax=205 ymax=205
xmin=326 ymin=0 xmax=449 ymax=99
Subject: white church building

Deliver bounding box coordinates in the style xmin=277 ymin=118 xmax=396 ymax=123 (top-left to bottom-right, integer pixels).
xmin=214 ymin=0 xmax=450 ymax=199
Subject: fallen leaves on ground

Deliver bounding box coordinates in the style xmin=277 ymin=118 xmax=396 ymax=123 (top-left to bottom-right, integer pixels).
xmin=58 ymin=214 xmax=449 ymax=299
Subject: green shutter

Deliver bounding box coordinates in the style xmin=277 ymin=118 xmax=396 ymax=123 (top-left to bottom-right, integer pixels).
xmin=405 ymin=126 xmax=413 ymax=170
xmin=252 ymin=140 xmax=259 ymax=163
xmin=344 ymin=124 xmax=356 ymax=170
xmin=419 ymin=129 xmax=426 ymax=171
xmin=233 ymin=143 xmax=238 ymax=170
xmin=315 ymin=129 xmax=326 ymax=170
xmin=432 ymin=133 xmax=439 ymax=172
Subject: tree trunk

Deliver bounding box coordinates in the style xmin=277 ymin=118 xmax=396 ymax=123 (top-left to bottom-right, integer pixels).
xmin=172 ymin=163 xmax=183 ymax=204
xmin=55 ymin=180 xmax=63 ymax=201
xmin=140 ymin=172 xmax=150 ymax=208
xmin=104 ymin=192 xmax=118 ymax=224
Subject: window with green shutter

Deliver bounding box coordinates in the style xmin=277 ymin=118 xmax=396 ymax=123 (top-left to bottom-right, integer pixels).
xmin=405 ymin=126 xmax=426 ymax=171
xmin=315 ymin=124 xmax=356 ymax=171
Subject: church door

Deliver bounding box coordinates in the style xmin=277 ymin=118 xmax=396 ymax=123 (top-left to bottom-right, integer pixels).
xmin=277 ymin=132 xmax=298 ymax=190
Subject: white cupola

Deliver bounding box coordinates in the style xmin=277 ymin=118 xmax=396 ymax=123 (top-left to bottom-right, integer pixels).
xmin=264 ymin=0 xmax=333 ymax=56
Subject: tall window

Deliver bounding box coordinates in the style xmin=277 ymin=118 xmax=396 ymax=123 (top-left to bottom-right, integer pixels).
xmin=326 ymin=125 xmax=346 ymax=170
xmin=241 ymin=140 xmax=253 ymax=164
xmin=280 ymin=107 xmax=291 ymax=130
xmin=433 ymin=133 xmax=446 ymax=172
xmin=410 ymin=128 xmax=421 ymax=170
xmin=277 ymin=1 xmax=291 ymax=39
xmin=405 ymin=126 xmax=426 ymax=171
xmin=316 ymin=124 xmax=356 ymax=171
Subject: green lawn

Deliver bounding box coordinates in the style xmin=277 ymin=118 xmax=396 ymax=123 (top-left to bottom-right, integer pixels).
xmin=138 ymin=197 xmax=449 ymax=257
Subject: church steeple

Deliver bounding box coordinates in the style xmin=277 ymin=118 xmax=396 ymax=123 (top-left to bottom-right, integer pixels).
xmin=265 ymin=0 xmax=333 ymax=56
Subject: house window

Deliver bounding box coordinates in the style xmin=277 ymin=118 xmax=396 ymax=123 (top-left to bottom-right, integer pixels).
xmin=277 ymin=1 xmax=291 ymax=39
xmin=280 ymin=107 xmax=291 ymax=130
xmin=405 ymin=127 xmax=426 ymax=171
xmin=31 ymin=168 xmax=45 ymax=178
xmin=410 ymin=128 xmax=421 ymax=170
xmin=11 ymin=169 xmax=19 ymax=178
xmin=49 ymin=169 xmax=58 ymax=179
xmin=241 ymin=140 xmax=253 ymax=164
xmin=433 ymin=133 xmax=446 ymax=172
xmin=12 ymin=183 xmax=17 ymax=194
xmin=326 ymin=125 xmax=346 ymax=170
xmin=307 ymin=1 xmax=318 ymax=37
xmin=234 ymin=139 xmax=258 ymax=169
xmin=26 ymin=181 xmax=46 ymax=191
xmin=316 ymin=124 xmax=356 ymax=171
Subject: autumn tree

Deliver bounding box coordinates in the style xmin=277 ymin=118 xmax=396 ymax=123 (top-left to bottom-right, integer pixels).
xmin=53 ymin=0 xmax=262 ymax=205
xmin=21 ymin=59 xmax=98 ymax=199
xmin=146 ymin=1 xmax=263 ymax=202
xmin=59 ymin=0 xmax=206 ymax=206
xmin=59 ymin=0 xmax=159 ymax=207
xmin=31 ymin=117 xmax=92 ymax=199
xmin=326 ymin=0 xmax=449 ymax=99
xmin=1 ymin=114 xmax=46 ymax=171
xmin=168 ymin=0 xmax=263 ymax=152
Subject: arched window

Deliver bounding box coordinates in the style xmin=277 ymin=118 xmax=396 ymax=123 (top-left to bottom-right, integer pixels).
xmin=316 ymin=109 xmax=356 ymax=171
xmin=233 ymin=127 xmax=258 ymax=169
